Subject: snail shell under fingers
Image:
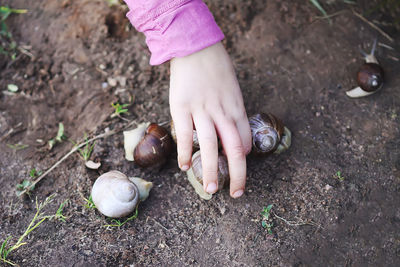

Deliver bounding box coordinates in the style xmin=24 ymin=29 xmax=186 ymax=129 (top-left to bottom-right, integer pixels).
xmin=186 ymin=150 xmax=229 ymax=200
xmin=170 ymin=120 xmax=200 ymax=150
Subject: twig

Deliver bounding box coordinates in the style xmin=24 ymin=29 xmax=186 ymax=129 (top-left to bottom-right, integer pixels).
xmin=0 ymin=122 xmax=23 ymax=142
xmin=352 ymin=10 xmax=394 ymax=43
xmin=314 ymin=9 xmax=347 ymax=21
xmin=148 ymin=216 xmax=169 ymax=231
xmin=387 ymin=55 xmax=399 ymax=61
xmin=18 ymin=120 xmax=137 ymax=196
xmin=378 ymin=42 xmax=395 ymax=51
xmin=273 ymin=212 xmax=322 ymax=228
xmin=17 ymin=46 xmax=35 ymax=60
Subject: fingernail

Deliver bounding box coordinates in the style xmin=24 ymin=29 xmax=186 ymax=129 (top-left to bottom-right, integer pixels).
xmin=206 ymin=183 xmax=217 ymax=194
xmin=232 ymin=190 xmax=244 ymax=198
xmin=180 ymin=164 xmax=189 ymax=171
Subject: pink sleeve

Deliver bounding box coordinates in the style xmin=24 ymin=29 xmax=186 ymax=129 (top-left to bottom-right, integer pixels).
xmin=124 ymin=0 xmax=224 ymax=65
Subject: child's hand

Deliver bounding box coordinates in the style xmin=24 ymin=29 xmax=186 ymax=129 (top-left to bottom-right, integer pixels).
xmin=170 ymin=42 xmax=252 ymax=198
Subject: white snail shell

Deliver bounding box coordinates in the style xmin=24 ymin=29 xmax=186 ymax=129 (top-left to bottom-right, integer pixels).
xmin=91 ymin=170 xmax=153 ymax=218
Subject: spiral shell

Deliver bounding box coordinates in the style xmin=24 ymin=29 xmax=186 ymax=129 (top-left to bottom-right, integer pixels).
xmin=346 ymin=39 xmax=384 ymax=98
xmin=357 ymin=63 xmax=384 ymax=92
xmin=249 ymin=113 xmax=284 ymax=154
xmin=186 ymin=150 xmax=229 ymax=200
xmin=91 ymin=170 xmax=153 ymax=218
xmin=91 ymin=171 xmax=139 ymax=218
xmin=133 ymin=123 xmax=173 ymax=168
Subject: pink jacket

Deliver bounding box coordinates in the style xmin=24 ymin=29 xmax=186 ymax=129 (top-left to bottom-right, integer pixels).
xmin=124 ymin=0 xmax=224 ymax=65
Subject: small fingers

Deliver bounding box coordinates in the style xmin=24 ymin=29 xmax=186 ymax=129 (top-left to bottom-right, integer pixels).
xmin=235 ymin=112 xmax=252 ymax=155
xmin=193 ymin=114 xmax=219 ymax=194
xmin=215 ymin=118 xmax=247 ymax=198
xmin=170 ymin=109 xmax=193 ymax=171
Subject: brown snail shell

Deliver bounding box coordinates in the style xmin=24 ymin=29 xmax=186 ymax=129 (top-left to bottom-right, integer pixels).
xmin=249 ymin=113 xmax=284 ymax=154
xmin=186 ymin=150 xmax=229 ymax=200
xmin=357 ymin=63 xmax=384 ymax=92
xmin=346 ymin=39 xmax=384 ymax=98
xmin=133 ymin=123 xmax=173 ymax=168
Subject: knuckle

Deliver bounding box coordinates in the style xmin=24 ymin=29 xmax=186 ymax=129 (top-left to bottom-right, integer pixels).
xmin=229 ymin=145 xmax=245 ymax=160
xmin=177 ymin=130 xmax=193 ymax=143
xmin=199 ymin=136 xmax=218 ymax=149
xmin=233 ymin=109 xmax=247 ymax=121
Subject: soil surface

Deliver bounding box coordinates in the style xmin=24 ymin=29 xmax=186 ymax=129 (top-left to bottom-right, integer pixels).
xmin=1 ymin=0 xmax=399 ymax=266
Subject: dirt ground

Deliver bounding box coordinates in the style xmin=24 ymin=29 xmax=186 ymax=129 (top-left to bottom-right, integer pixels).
xmin=1 ymin=0 xmax=399 ymax=266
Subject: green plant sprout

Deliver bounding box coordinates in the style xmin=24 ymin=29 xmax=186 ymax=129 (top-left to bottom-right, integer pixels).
xmin=29 ymin=168 xmax=43 ymax=178
xmin=48 ymin=122 xmax=66 ymax=150
xmin=82 ymin=194 xmax=138 ymax=228
xmin=334 ymin=171 xmax=345 ymax=181
xmin=83 ymin=195 xmax=96 ymax=210
xmin=16 ymin=180 xmax=34 ymax=196
xmin=261 ymin=204 xmax=274 ymax=234
xmin=16 ymin=168 xmax=42 ymax=196
xmin=0 ymin=194 xmax=64 ymax=266
xmin=111 ymin=102 xmax=129 ymax=119
xmin=309 ymin=0 xmax=356 ymax=24
xmin=55 ymin=200 xmax=68 ymax=223
xmin=71 ymin=134 xmax=95 ymax=161
xmin=6 ymin=143 xmax=28 ymax=150
xmin=104 ymin=208 xmax=139 ymax=228
xmin=0 ymin=6 xmax=27 ymax=60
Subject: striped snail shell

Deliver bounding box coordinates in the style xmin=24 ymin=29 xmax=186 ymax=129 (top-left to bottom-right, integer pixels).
xmin=186 ymin=150 xmax=229 ymax=200
xmin=249 ymin=113 xmax=284 ymax=154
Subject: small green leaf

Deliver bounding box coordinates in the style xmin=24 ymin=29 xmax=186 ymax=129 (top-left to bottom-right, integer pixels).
xmin=48 ymin=139 xmax=55 ymax=150
xmin=266 ymin=204 xmax=273 ymax=212
xmin=261 ymin=221 xmax=267 ymax=228
xmin=56 ymin=123 xmax=65 ymax=142
xmin=29 ymin=169 xmax=36 ymax=178
xmin=7 ymin=84 xmax=18 ymax=92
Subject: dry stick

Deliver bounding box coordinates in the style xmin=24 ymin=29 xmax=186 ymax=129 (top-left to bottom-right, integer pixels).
xmin=352 ymin=10 xmax=394 ymax=43
xmin=0 ymin=122 xmax=23 ymax=142
xmin=19 ymin=120 xmax=137 ymax=196
xmin=273 ymin=212 xmax=322 ymax=228
xmin=314 ymin=9 xmax=347 ymax=21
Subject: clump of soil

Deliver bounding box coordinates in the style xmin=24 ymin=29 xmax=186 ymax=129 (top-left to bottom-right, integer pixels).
xmin=0 ymin=0 xmax=399 ymax=266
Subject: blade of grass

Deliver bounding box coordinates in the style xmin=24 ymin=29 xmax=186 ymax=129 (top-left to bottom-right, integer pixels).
xmin=309 ymin=0 xmax=331 ymax=24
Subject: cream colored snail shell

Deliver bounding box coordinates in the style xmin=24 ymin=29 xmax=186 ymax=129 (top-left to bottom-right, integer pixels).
xmin=186 ymin=150 xmax=229 ymax=200
xmin=91 ymin=170 xmax=153 ymax=218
